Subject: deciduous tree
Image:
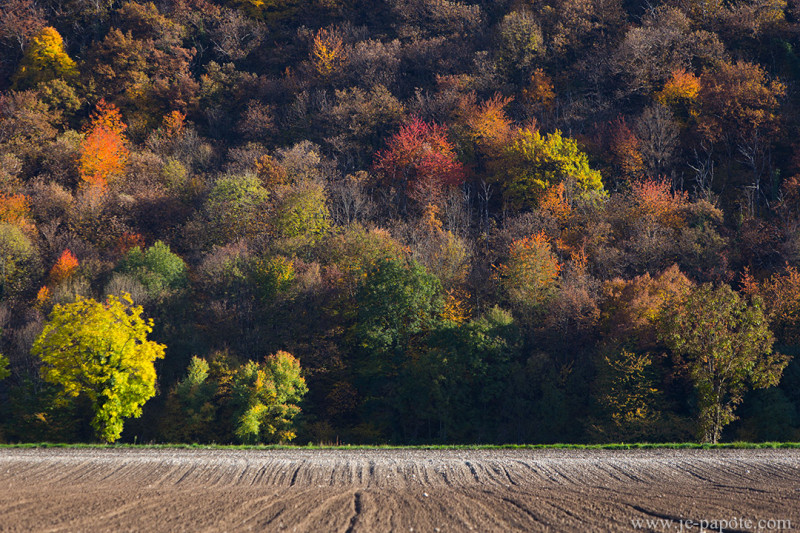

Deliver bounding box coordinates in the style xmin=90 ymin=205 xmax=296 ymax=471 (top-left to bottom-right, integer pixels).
xmin=374 ymin=118 xmax=466 ymax=211
xmin=353 ymin=257 xmax=445 ymax=438
xmin=78 ymin=100 xmax=129 ymax=188
xmin=495 ymin=10 xmax=543 ymax=82
xmin=598 ymin=349 xmax=662 ymax=438
xmin=202 ymin=174 xmax=270 ymax=245
xmin=0 ymin=223 xmax=37 ymax=299
xmin=496 ymin=232 xmax=561 ymax=312
xmin=310 ymin=28 xmax=347 ymax=79
xmin=0 ymin=193 xmax=33 ymax=231
xmin=114 ymin=241 xmax=187 ymax=300
xmin=12 ymin=27 xmax=78 ymax=90
xmin=231 ymin=351 xmax=307 ymax=443
xmin=659 ymin=283 xmax=789 ymax=443
xmin=0 ymin=0 xmax=46 ymax=53
xmin=49 ymin=249 xmax=79 ymax=284
xmin=0 ymin=353 xmax=9 ymax=381
xmin=31 ymin=293 xmax=166 ymax=442
xmin=492 ymin=128 xmax=604 ymax=211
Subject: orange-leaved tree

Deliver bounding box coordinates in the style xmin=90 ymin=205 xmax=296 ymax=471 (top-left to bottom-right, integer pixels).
xmin=78 ymin=99 xmax=129 ymax=188
xmin=310 ymin=28 xmax=347 ymax=79
xmin=626 ymin=178 xmax=688 ymax=230
xmin=742 ymin=266 xmax=800 ymax=346
xmin=162 ymin=110 xmax=186 ymax=138
xmin=607 ymin=117 xmax=644 ymax=179
xmin=49 ymin=249 xmax=79 ymax=284
xmin=458 ymin=92 xmax=515 ymax=157
xmin=496 ymin=231 xmax=561 ymax=311
xmin=0 ymin=193 xmax=33 ymax=231
xmin=655 ymin=68 xmax=701 ymax=110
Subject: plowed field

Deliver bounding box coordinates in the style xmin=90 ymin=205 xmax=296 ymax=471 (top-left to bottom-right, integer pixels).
xmin=0 ymin=448 xmax=798 ymax=532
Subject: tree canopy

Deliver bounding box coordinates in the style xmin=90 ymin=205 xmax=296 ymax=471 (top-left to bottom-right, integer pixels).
xmin=2 ymin=0 xmax=800 ymax=446
xmin=12 ymin=27 xmax=77 ymax=90
xmin=659 ymin=284 xmax=790 ymax=443
xmin=31 ymin=293 xmax=165 ymax=442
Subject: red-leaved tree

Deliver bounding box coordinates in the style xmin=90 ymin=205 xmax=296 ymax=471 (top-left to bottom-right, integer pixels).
xmin=373 ymin=118 xmax=466 ymax=210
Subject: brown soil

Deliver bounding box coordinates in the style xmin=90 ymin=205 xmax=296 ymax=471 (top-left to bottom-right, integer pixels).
xmin=0 ymin=448 xmax=798 ymax=532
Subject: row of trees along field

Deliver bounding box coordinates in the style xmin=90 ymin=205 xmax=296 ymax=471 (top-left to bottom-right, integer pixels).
xmin=2 ymin=0 xmax=800 ymax=444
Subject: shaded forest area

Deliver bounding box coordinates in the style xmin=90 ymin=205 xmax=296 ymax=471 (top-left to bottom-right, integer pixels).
xmin=2 ymin=0 xmax=800 ymax=444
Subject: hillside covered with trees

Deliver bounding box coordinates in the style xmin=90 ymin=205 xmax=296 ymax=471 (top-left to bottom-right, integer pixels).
xmin=2 ymin=0 xmax=800 ymax=444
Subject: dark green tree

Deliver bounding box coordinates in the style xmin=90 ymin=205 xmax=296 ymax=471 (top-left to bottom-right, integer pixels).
xmin=353 ymin=257 xmax=444 ymax=440
xmin=423 ymin=307 xmax=518 ymax=442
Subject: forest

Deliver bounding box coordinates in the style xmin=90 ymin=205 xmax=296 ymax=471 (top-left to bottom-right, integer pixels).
xmin=1 ymin=0 xmax=800 ymax=445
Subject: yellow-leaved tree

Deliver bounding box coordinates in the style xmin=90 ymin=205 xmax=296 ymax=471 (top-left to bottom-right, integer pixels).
xmin=310 ymin=28 xmax=346 ymax=79
xmin=12 ymin=26 xmax=78 ymax=90
xmin=228 ymin=0 xmax=301 ymax=20
xmin=491 ymin=128 xmax=604 ymax=211
xmin=31 ymin=293 xmax=166 ymax=443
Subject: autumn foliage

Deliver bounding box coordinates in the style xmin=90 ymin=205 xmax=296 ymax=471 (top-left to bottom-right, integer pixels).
xmin=310 ymin=28 xmax=347 ymax=78
xmin=459 ymin=92 xmax=515 ymax=154
xmin=626 ymin=178 xmax=688 ymax=229
xmin=374 ymin=118 xmax=466 ymax=207
xmin=743 ymin=266 xmax=800 ymax=345
xmin=497 ymin=232 xmax=561 ymax=310
xmin=494 ymin=128 xmax=604 ymax=210
xmin=3 ymin=0 xmax=800 ymax=446
xmin=0 ymin=193 xmax=32 ymax=230
xmin=607 ymin=117 xmax=644 ymax=178
xmin=656 ymin=68 xmax=701 ymax=107
xmin=522 ymin=69 xmax=556 ymax=111
xmin=49 ymin=249 xmax=79 ymax=284
xmin=11 ymin=26 xmax=77 ymax=89
xmin=697 ymin=60 xmax=785 ymax=144
xmin=538 ymin=182 xmax=572 ymax=221
xmin=162 ymin=110 xmax=186 ymax=137
xmin=78 ymin=100 xmax=129 ymax=188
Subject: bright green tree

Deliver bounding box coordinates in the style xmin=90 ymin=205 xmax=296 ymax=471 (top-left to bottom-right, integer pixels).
xmin=12 ymin=27 xmax=78 ymax=90
xmin=231 ymin=351 xmax=308 ymax=443
xmin=115 ymin=240 xmax=187 ymax=300
xmin=659 ymin=284 xmax=790 ymax=443
xmin=31 ymin=293 xmax=166 ymax=442
xmin=492 ymin=128 xmax=604 ymax=211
